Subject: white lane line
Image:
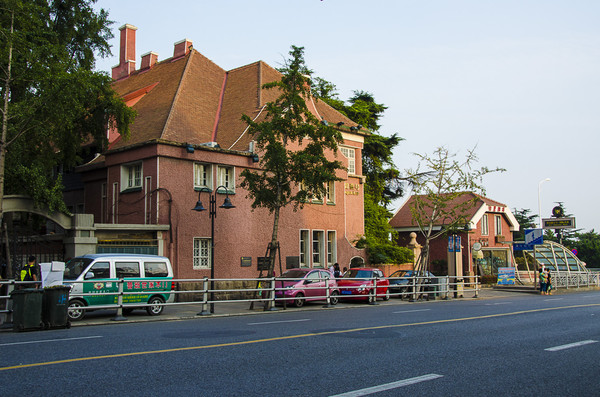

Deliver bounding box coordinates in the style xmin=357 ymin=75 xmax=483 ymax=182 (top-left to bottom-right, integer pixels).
xmin=545 ymin=340 xmax=598 ymax=352
xmin=392 ymin=309 xmax=431 ymax=314
xmin=544 ymin=298 xmax=564 ymax=301
xmin=485 ymin=302 xmax=512 ymax=306
xmin=0 ymin=335 xmax=103 ymax=347
xmin=329 ymin=374 xmax=444 ymax=397
xmin=247 ymin=319 xmax=310 ymax=326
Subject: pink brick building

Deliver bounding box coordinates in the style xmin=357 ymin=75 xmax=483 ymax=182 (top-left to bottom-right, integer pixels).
xmin=67 ymin=24 xmax=367 ymax=279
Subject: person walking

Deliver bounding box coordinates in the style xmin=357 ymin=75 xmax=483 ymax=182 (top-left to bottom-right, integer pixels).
xmin=539 ymin=267 xmax=548 ymax=295
xmin=546 ymin=269 xmax=553 ymax=295
xmin=19 ymin=256 xmax=39 ymax=289
xmin=333 ymin=263 xmax=341 ymax=279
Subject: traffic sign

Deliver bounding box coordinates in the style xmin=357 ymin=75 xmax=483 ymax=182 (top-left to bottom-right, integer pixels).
xmin=524 ymin=229 xmax=543 ymax=245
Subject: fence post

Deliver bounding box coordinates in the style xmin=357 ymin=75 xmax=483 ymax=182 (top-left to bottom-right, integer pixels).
xmin=0 ymin=280 xmax=15 ymax=328
xmin=112 ymin=278 xmax=127 ymax=321
xmin=473 ymin=275 xmax=479 ymax=298
xmin=323 ymin=276 xmax=334 ymax=308
xmin=369 ymin=277 xmax=378 ymax=305
xmin=409 ymin=276 xmax=416 ymax=302
xmin=198 ymin=277 xmax=210 ymax=316
xmin=264 ymin=277 xmax=277 ymax=311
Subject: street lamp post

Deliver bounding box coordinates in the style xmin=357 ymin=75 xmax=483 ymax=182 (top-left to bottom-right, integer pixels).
xmin=538 ymin=178 xmax=551 ymax=228
xmin=192 ymin=186 xmax=235 ymax=314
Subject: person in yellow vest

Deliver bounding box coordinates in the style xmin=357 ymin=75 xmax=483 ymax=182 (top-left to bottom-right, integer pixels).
xmin=19 ymin=256 xmax=39 ymax=289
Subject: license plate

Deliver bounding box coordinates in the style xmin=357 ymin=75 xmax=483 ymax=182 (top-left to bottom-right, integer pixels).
xmin=341 ymin=290 xmax=352 ymax=295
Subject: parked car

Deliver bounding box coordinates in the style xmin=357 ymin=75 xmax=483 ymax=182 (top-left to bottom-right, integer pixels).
xmin=337 ymin=268 xmax=389 ymax=303
xmin=275 ymin=268 xmax=339 ymax=307
xmin=388 ymin=270 xmax=435 ymax=298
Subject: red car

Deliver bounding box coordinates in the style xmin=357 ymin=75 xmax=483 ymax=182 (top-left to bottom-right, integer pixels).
xmin=338 ymin=267 xmax=390 ymax=303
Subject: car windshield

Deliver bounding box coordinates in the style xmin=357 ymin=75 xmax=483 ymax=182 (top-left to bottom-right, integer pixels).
xmin=390 ymin=271 xmax=411 ymax=278
xmin=63 ymin=257 xmax=94 ymax=280
xmin=343 ymin=269 xmax=373 ymax=279
xmin=280 ymin=270 xmax=308 ymax=279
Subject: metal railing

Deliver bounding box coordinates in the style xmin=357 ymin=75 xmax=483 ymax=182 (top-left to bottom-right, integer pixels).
xmin=550 ymin=271 xmax=600 ymax=289
xmin=0 ymin=275 xmax=482 ymax=322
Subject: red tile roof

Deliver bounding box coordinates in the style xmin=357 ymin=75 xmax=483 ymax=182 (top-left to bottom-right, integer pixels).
xmin=389 ymin=192 xmax=508 ymax=229
xmin=109 ymin=50 xmax=364 ymax=153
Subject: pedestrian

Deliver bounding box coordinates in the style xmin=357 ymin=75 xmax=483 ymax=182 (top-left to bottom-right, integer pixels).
xmin=19 ymin=256 xmax=39 ymax=289
xmin=539 ymin=267 xmax=547 ymax=295
xmin=546 ymin=269 xmax=553 ymax=295
xmin=333 ymin=263 xmax=341 ymax=279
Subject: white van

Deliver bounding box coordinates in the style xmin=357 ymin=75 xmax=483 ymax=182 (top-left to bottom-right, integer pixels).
xmin=63 ymin=254 xmax=175 ymax=321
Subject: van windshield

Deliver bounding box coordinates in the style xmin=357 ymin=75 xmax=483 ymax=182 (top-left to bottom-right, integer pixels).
xmin=64 ymin=257 xmax=94 ymax=280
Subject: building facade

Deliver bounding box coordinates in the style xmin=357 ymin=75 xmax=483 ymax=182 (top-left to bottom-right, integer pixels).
xmin=66 ymin=24 xmax=368 ymax=279
xmin=389 ymin=192 xmax=519 ymax=277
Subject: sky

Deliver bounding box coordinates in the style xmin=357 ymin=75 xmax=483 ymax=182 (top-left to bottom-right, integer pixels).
xmin=93 ymin=0 xmax=600 ymax=232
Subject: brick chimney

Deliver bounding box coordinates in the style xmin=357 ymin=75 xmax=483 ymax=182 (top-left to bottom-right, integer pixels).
xmin=140 ymin=51 xmax=158 ymax=70
xmin=173 ymin=39 xmax=193 ymax=59
xmin=111 ymin=24 xmax=137 ymax=80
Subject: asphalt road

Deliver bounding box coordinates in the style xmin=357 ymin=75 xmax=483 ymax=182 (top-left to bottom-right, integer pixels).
xmin=1 ymin=291 xmax=599 ymax=396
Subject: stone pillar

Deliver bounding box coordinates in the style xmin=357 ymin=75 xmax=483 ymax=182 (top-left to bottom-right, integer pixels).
xmin=64 ymin=214 xmax=97 ymax=259
xmin=407 ymin=232 xmax=422 ymax=269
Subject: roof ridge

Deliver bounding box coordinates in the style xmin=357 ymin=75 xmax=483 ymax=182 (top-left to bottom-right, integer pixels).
xmin=159 ymin=50 xmax=195 ymax=139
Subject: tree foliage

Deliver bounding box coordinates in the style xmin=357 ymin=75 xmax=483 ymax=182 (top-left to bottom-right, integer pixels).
xmin=240 ymin=45 xmax=344 ymax=273
xmin=405 ymin=146 xmax=505 ymax=272
xmin=512 ymin=208 xmax=537 ymax=241
xmin=313 ymin=80 xmax=409 ymax=264
xmin=0 ymin=0 xmax=135 ymax=215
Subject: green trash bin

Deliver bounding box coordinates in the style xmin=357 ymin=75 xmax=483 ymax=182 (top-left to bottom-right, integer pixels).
xmin=42 ymin=286 xmax=71 ymax=329
xmin=10 ymin=288 xmax=44 ymax=332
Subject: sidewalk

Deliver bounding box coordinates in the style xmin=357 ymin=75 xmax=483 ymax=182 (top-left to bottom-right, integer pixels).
xmin=3 ymin=285 xmax=592 ymax=331
xmin=67 ymin=286 xmax=522 ymax=327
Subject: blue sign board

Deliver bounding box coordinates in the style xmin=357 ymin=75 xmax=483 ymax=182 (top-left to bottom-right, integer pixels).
xmin=524 ymin=229 xmax=544 ymax=245
xmin=497 ymin=267 xmax=516 ymax=285
xmin=448 ymin=235 xmax=461 ymax=252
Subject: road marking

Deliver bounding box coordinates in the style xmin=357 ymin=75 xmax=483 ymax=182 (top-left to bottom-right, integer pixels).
xmin=544 ymin=298 xmax=563 ymax=301
xmin=329 ymin=374 xmax=443 ymax=396
xmin=3 ymin=302 xmax=600 ymax=372
xmin=0 ymin=336 xmax=103 ymax=347
xmin=247 ymin=319 xmax=310 ymax=326
xmin=485 ymin=302 xmax=512 ymax=306
xmin=545 ymin=340 xmax=598 ymax=352
xmin=392 ymin=309 xmax=431 ymax=314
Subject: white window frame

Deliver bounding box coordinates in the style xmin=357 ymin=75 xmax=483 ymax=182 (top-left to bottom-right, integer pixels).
xmin=481 ymin=214 xmax=489 ymax=236
xmin=326 ymin=181 xmax=335 ymax=204
xmin=194 ymin=163 xmax=213 ymax=190
xmin=299 ymin=229 xmax=310 ymax=268
xmin=495 ymin=215 xmax=502 ymax=236
xmin=193 ymin=237 xmax=211 ymax=270
xmin=121 ymin=162 xmax=142 ymax=191
xmin=312 ymin=230 xmax=325 ymax=268
xmin=340 ymin=146 xmax=356 ymax=175
xmin=217 ymin=165 xmax=235 ymax=193
xmin=327 ymin=230 xmax=337 ymax=266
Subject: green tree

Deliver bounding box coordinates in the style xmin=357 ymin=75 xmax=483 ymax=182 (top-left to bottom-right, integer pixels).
xmin=0 ymin=0 xmax=135 ymax=221
xmin=573 ymin=230 xmax=600 ymax=268
xmin=405 ymin=146 xmax=505 ymax=274
xmin=313 ymin=82 xmax=408 ymax=263
xmin=512 ymin=208 xmax=537 ymax=241
xmin=240 ymin=45 xmax=344 ymax=276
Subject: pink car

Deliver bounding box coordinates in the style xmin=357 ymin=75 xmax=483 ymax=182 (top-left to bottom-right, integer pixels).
xmin=275 ymin=268 xmax=339 ymax=307
xmin=338 ymin=267 xmax=390 ymax=303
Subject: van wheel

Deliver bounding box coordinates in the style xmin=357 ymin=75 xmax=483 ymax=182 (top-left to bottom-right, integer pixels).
xmin=383 ymin=289 xmax=390 ymax=301
xmin=147 ymin=296 xmax=165 ymax=316
xmin=330 ymin=290 xmax=339 ymax=306
xmin=68 ymin=299 xmax=86 ymax=321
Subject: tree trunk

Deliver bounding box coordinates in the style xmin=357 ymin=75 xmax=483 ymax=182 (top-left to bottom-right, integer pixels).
xmin=0 ymin=10 xmax=14 ymax=229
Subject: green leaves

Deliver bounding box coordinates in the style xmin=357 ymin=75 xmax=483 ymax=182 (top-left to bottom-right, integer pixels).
xmin=1 ymin=0 xmax=135 ymax=212
xmin=240 ymin=46 xmax=344 ymax=236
